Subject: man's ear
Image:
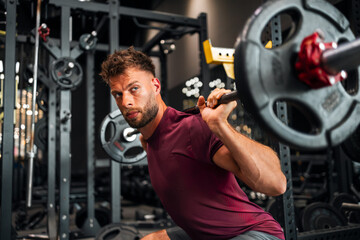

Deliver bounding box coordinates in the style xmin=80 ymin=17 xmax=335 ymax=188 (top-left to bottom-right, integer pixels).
xmin=151 ymin=78 xmax=161 ymax=94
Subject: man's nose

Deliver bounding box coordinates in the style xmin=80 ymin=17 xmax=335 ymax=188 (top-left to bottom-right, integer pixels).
xmin=121 ymin=92 xmax=134 ymax=108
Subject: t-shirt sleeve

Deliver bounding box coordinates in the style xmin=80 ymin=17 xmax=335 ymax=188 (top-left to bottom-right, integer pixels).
xmin=187 ymin=114 xmax=224 ymax=164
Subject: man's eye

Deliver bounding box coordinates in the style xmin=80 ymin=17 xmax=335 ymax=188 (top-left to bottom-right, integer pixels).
xmin=114 ymin=93 xmax=122 ymax=98
xmin=131 ymin=87 xmax=139 ymax=92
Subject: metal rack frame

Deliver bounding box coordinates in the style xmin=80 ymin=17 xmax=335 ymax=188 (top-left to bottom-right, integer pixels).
xmin=1 ymin=1 xmax=209 ymax=239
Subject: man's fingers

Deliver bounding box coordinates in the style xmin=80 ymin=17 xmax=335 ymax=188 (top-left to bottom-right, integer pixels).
xmin=207 ymin=88 xmax=232 ymax=108
xmin=197 ymin=95 xmax=206 ymax=110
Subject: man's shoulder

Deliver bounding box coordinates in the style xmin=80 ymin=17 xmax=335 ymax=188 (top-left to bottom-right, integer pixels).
xmin=173 ymin=107 xmax=203 ymax=122
xmin=163 ymin=107 xmax=204 ymax=131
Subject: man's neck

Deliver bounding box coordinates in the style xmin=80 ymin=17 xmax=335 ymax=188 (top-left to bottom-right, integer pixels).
xmin=139 ymin=100 xmax=167 ymax=140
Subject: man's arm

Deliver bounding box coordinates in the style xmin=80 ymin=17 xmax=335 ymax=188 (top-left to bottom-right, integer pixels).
xmin=198 ymin=88 xmax=287 ymax=196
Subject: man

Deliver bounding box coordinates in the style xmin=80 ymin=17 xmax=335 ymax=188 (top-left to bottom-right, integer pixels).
xmin=100 ymin=46 xmax=287 ymax=240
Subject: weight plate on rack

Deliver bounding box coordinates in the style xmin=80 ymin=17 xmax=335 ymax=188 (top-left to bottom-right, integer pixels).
xmin=100 ymin=109 xmax=147 ymax=164
xmin=330 ymin=192 xmax=360 ymax=224
xmin=36 ymin=86 xmax=48 ymax=113
xmin=301 ymin=202 xmax=347 ymax=231
xmin=34 ymin=117 xmax=48 ymax=151
xmin=50 ymin=57 xmax=83 ymax=90
xmin=95 ymin=223 xmax=141 ymax=240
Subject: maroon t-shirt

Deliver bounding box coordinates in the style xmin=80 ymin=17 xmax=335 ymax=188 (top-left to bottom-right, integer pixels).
xmin=146 ymin=107 xmax=284 ymax=240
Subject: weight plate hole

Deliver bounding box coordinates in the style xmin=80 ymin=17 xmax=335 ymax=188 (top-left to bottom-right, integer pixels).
xmin=124 ymin=146 xmax=144 ymax=159
xmin=59 ymin=78 xmax=72 ymax=86
xmin=273 ymin=100 xmax=321 ymax=135
xmin=261 ymin=8 xmax=301 ymax=48
xmin=104 ymin=122 xmax=116 ymax=142
xmin=103 ymin=230 xmax=120 ymax=239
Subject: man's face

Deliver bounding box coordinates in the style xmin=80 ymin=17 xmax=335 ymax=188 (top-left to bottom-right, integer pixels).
xmin=109 ymin=68 xmax=159 ymax=128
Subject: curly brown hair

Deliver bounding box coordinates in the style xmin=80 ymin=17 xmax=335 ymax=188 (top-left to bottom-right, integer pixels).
xmin=100 ymin=46 xmax=155 ymax=84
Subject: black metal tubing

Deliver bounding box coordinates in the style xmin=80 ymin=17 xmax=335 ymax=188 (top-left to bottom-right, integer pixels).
xmin=276 ymin=102 xmax=297 ymax=240
xmin=47 ymin=78 xmax=58 ymax=240
xmin=81 ymin=51 xmax=101 ymax=234
xmin=108 ymin=0 xmax=122 ymax=224
xmin=332 ymin=146 xmax=353 ymax=193
xmin=159 ymin=52 xmax=168 ymax=104
xmin=17 ymin=34 xmax=128 ymax=53
xmin=326 ymin=149 xmax=335 ymax=200
xmin=0 ymin=0 xmax=17 ymax=239
xmin=59 ymin=6 xmax=72 ymax=240
xmin=142 ymin=27 xmax=171 ymax=53
xmin=271 ymin=13 xmax=297 ymax=240
xmin=198 ymin=13 xmax=210 ymax=97
xmin=297 ymin=225 xmax=360 ymax=240
xmin=49 ymin=0 xmax=201 ymax=27
xmin=351 ymin=0 xmax=360 ymax=36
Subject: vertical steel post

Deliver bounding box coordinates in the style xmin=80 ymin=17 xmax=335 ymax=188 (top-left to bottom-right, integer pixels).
xmin=198 ymin=13 xmax=210 ymax=97
xmin=159 ymin=52 xmax=168 ymax=104
xmin=109 ymin=0 xmax=121 ymax=224
xmin=82 ymin=51 xmax=101 ymax=235
xmin=59 ymin=6 xmax=72 ymax=240
xmin=351 ymin=0 xmax=360 ymax=36
xmin=0 ymin=0 xmax=17 ymax=239
xmin=47 ymin=81 xmax=58 ymax=240
xmin=276 ymin=103 xmax=297 ymax=240
xmin=271 ymin=14 xmax=297 ymax=240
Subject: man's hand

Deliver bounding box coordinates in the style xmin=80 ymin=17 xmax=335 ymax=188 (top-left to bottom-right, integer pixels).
xmin=197 ymin=88 xmax=237 ymax=132
xmin=199 ymin=90 xmax=286 ymax=196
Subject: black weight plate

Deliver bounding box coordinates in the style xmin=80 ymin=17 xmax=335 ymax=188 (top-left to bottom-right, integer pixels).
xmin=331 ymin=192 xmax=358 ymax=210
xmin=99 ymin=109 xmax=147 ymax=164
xmin=50 ymin=57 xmax=83 ymax=90
xmin=234 ymin=0 xmax=360 ymax=150
xmin=95 ymin=223 xmax=141 ymax=240
xmin=301 ymin=202 xmax=347 ymax=231
xmin=330 ymin=192 xmax=360 ymax=223
xmin=36 ymin=86 xmax=48 ymax=113
xmin=79 ymin=33 xmax=97 ymax=51
xmin=34 ymin=117 xmax=48 ymax=151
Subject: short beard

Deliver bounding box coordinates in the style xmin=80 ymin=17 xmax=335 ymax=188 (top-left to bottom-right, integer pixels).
xmin=125 ymin=99 xmax=159 ymax=129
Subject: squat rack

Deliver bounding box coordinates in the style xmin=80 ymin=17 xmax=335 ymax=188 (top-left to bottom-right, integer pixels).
xmin=0 ymin=0 xmax=210 ymax=239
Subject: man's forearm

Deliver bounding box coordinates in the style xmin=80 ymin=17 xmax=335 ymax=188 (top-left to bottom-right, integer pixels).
xmin=214 ymin=121 xmax=287 ymax=196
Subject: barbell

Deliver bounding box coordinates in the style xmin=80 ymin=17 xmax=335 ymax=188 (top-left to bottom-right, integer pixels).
xmin=234 ymin=0 xmax=360 ymax=150
xmin=101 ymin=0 xmax=360 ymax=162
xmin=50 ymin=57 xmax=83 ymax=90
